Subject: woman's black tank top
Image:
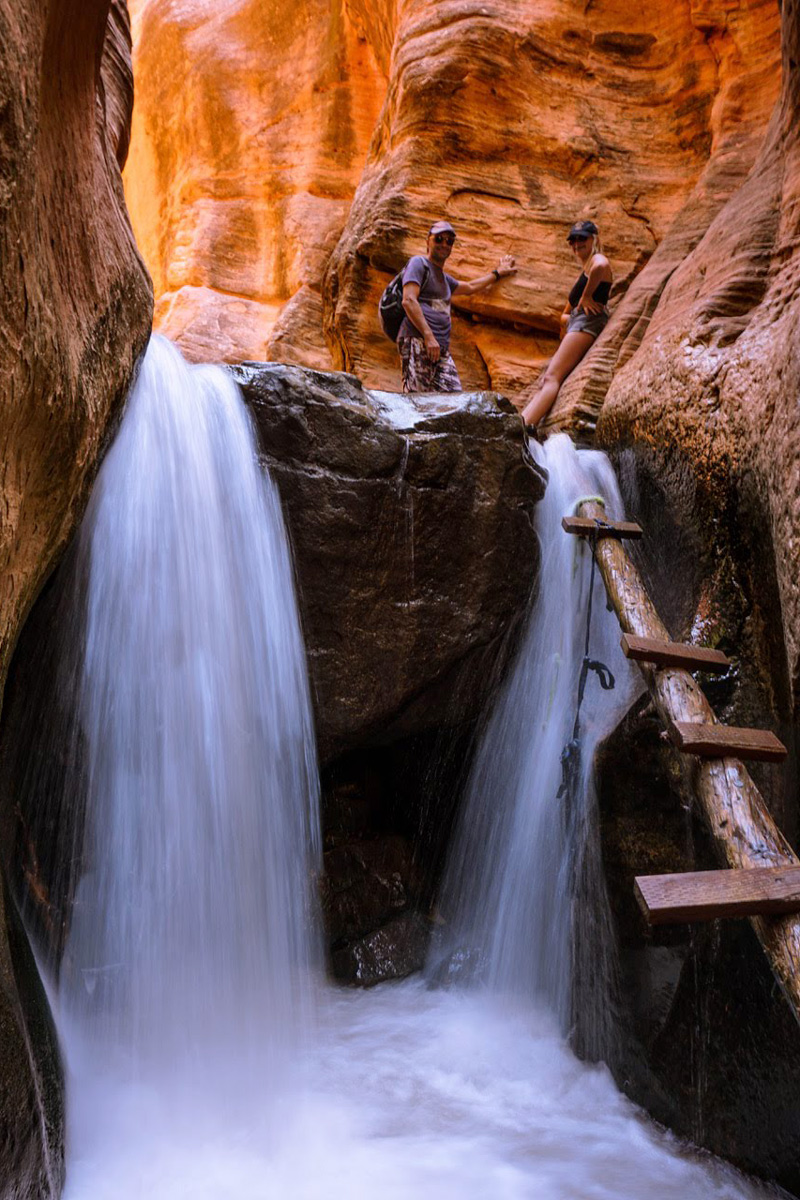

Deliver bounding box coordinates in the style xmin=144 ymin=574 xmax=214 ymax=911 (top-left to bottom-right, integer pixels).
xmin=568 ymin=272 xmax=611 ymax=308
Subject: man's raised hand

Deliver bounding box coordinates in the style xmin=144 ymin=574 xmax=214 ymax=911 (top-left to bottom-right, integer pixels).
xmin=496 ymin=254 xmax=517 ymax=278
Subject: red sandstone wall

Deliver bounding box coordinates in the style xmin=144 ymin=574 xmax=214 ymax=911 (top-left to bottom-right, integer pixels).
xmin=124 ymin=0 xmax=781 ymax=394
xmin=125 ymin=0 xmax=386 ymax=366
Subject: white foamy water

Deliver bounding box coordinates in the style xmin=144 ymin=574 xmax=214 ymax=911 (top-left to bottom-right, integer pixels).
xmin=62 ymin=980 xmax=777 ymax=1200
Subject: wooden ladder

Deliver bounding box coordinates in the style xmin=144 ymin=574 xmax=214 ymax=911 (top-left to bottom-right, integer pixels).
xmin=564 ymin=505 xmax=799 ymax=1022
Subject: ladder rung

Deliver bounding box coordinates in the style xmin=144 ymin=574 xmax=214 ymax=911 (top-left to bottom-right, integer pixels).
xmin=561 ymin=515 xmax=643 ymax=540
xmin=669 ymin=721 xmax=787 ymax=763
xmin=635 ymin=865 xmax=800 ymax=924
xmin=621 ymin=633 xmax=730 ymax=673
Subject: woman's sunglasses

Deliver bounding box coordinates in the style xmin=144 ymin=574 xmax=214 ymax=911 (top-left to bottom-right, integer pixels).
xmin=568 ymin=235 xmax=589 ymax=245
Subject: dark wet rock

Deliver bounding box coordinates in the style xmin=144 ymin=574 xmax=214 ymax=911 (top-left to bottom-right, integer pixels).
xmin=330 ymin=911 xmax=431 ymax=987
xmin=597 ymin=692 xmax=800 ymax=1193
xmin=0 ymin=877 xmax=63 ymax=1200
xmin=232 ymin=364 xmax=542 ymax=764
xmin=321 ymin=836 xmax=419 ymax=945
xmin=0 ymin=0 xmax=152 ymax=1193
xmin=318 ymin=732 xmax=476 ymax=984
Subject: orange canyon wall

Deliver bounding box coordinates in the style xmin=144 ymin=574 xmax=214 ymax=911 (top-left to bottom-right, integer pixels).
xmin=124 ymin=0 xmax=781 ymax=395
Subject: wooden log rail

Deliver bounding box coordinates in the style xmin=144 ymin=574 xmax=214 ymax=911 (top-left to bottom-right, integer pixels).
xmin=574 ymin=500 xmax=800 ymax=1026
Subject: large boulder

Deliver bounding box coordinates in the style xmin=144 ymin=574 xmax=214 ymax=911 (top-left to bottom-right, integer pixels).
xmin=0 ymin=1 xmax=152 ymax=1193
xmin=232 ymin=366 xmax=541 ymax=986
xmin=232 ymin=364 xmax=541 ymax=761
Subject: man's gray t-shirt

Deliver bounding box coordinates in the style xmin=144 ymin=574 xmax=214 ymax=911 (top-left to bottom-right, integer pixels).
xmin=397 ymin=255 xmax=460 ymax=351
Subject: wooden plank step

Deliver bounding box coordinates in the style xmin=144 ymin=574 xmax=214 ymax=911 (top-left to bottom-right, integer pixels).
xmin=635 ymin=865 xmax=800 ymax=925
xmin=561 ymin=515 xmax=643 ymax=540
xmin=669 ymin=720 xmax=787 ymax=763
xmin=621 ymin=633 xmax=730 ymax=673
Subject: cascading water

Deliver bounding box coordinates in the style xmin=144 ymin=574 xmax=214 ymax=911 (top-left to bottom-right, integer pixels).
xmin=64 ymin=334 xmax=320 ymax=1055
xmin=431 ymin=433 xmax=642 ymax=1055
xmin=7 ymin=361 xmax=780 ymax=1198
xmin=23 ymin=334 xmax=321 ymax=1194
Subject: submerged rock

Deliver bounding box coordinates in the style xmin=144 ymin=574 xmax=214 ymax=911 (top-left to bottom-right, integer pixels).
xmin=426 ymin=946 xmax=487 ymax=990
xmin=233 ymin=364 xmax=541 ymax=762
xmin=330 ymin=911 xmax=430 ymax=987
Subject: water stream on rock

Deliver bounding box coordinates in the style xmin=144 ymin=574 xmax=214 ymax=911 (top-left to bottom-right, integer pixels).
xmin=15 ymin=347 xmax=780 ymax=1198
xmin=431 ymin=433 xmax=642 ymax=1060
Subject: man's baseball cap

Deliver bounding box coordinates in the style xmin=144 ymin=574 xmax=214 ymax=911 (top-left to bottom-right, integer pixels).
xmin=567 ymin=220 xmax=598 ymax=242
xmin=429 ymin=220 xmax=456 ymax=237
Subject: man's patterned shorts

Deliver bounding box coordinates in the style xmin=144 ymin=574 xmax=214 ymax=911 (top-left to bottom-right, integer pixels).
xmin=398 ymin=337 xmax=463 ymax=394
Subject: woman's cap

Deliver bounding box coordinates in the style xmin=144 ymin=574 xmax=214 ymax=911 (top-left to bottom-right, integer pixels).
xmin=567 ymin=220 xmax=598 ymax=242
xmin=429 ymin=220 xmax=456 ymax=237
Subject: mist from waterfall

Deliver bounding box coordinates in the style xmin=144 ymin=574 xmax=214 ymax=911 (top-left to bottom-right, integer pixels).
xmin=432 ymin=433 xmax=642 ymax=1055
xmin=54 ymin=334 xmax=321 ymax=1081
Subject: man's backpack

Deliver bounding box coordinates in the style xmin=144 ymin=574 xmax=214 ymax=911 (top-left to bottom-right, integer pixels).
xmin=378 ymin=259 xmax=430 ymax=342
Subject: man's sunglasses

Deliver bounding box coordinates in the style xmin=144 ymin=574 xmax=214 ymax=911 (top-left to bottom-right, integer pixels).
xmin=433 ymin=233 xmax=456 ymax=244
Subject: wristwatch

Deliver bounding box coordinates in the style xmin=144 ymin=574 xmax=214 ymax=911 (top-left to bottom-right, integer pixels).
xmin=492 ymin=268 xmax=500 ymax=280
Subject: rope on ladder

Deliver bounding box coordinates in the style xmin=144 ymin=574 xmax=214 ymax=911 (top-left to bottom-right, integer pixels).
xmin=557 ymin=519 xmax=616 ymax=810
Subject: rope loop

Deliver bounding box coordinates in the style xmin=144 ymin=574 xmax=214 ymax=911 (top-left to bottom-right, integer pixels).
xmin=584 ymin=658 xmax=615 ymax=691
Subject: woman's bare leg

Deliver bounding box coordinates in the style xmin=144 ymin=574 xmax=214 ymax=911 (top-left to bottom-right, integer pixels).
xmin=522 ymin=331 xmax=595 ymax=427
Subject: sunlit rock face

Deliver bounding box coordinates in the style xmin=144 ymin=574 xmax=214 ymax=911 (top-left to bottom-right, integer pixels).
xmin=125 ymin=0 xmax=780 ymax=393
xmin=125 ymin=0 xmax=385 ymax=366
xmin=580 ymin=1 xmax=800 ymax=740
xmin=0 ymin=0 xmax=152 ymax=1193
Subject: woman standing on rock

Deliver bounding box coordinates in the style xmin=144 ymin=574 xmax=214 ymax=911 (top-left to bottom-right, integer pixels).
xmin=522 ymin=220 xmax=612 ymax=437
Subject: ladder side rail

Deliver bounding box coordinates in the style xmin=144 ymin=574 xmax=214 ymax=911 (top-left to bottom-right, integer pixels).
xmin=575 ymin=499 xmax=800 ymax=1026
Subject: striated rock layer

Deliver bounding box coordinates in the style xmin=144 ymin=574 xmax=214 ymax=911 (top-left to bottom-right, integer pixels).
xmin=0 ymin=1 xmax=152 ymax=1194
xmin=125 ymin=0 xmax=386 ymax=367
xmin=125 ymin=0 xmax=780 ymax=393
xmin=548 ymin=0 xmax=800 ymax=756
xmin=592 ymin=0 xmax=800 ymax=732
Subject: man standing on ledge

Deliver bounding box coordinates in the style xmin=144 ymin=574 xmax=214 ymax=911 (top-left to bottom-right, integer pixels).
xmin=398 ymin=220 xmax=516 ymax=393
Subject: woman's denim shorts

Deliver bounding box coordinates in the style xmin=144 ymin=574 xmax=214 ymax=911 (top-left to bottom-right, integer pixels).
xmin=566 ymin=307 xmax=609 ymax=338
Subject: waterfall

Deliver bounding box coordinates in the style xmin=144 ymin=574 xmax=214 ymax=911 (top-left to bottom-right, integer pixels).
xmin=34 ymin=334 xmax=320 ymax=1080
xmin=432 ymin=433 xmax=641 ymax=1054
xmin=3 ymin=374 xmax=776 ymax=1199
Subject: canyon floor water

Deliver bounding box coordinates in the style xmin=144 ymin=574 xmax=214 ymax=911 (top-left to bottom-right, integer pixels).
xmin=60 ymin=980 xmax=781 ymax=1200
xmin=24 ymin=338 xmax=785 ymax=1200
